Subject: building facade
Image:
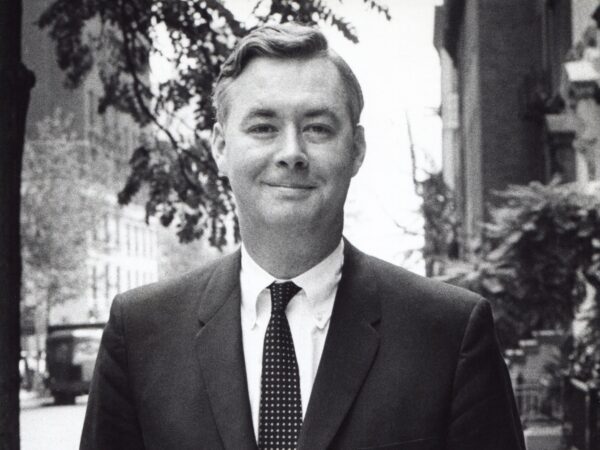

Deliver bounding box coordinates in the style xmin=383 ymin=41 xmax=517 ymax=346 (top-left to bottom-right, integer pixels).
xmin=22 ymin=0 xmax=159 ymax=329
xmin=433 ymin=0 xmax=600 ymax=253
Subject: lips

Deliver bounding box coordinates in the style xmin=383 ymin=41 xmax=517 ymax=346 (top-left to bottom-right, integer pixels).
xmin=263 ymin=181 xmax=316 ymax=189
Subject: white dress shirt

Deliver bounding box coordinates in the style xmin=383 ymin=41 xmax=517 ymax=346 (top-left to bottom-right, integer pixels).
xmin=240 ymin=240 xmax=344 ymax=441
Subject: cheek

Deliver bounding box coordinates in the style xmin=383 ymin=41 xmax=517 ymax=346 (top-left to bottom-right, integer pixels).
xmin=321 ymin=147 xmax=358 ymax=176
xmin=227 ymin=154 xmax=264 ymax=186
xmin=223 ymin=143 xmax=253 ymax=173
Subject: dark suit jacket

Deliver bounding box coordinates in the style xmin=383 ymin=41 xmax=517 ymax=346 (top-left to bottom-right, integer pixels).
xmin=80 ymin=241 xmax=525 ymax=450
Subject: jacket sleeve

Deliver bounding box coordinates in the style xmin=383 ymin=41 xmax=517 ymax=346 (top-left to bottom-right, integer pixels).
xmin=446 ymin=299 xmax=526 ymax=450
xmin=80 ymin=295 xmax=145 ymax=450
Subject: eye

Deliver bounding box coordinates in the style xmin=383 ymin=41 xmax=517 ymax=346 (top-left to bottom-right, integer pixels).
xmin=304 ymin=124 xmax=333 ymax=139
xmin=248 ymin=124 xmax=277 ymax=135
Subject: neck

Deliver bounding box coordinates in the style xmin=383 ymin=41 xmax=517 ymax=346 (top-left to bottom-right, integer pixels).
xmin=240 ymin=220 xmax=343 ymax=279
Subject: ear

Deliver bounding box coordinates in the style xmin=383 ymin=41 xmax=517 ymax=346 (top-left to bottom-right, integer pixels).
xmin=350 ymin=125 xmax=366 ymax=177
xmin=211 ymin=122 xmax=228 ymax=176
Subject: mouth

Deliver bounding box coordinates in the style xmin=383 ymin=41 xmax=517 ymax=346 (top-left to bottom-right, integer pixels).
xmin=263 ymin=182 xmax=316 ymax=190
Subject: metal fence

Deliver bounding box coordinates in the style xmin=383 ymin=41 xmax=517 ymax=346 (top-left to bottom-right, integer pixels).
xmin=562 ymin=377 xmax=600 ymax=450
xmin=514 ymin=380 xmax=562 ymax=425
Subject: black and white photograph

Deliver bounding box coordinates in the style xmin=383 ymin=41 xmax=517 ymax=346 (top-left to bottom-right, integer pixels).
xmin=2 ymin=0 xmax=600 ymax=449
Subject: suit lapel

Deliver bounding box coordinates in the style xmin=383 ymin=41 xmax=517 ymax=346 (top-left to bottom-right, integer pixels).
xmin=298 ymin=241 xmax=381 ymax=450
xmin=194 ymin=250 xmax=258 ymax=450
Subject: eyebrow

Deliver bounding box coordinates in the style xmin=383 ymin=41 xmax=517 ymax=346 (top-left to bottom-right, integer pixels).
xmin=240 ymin=107 xmax=342 ymax=125
xmin=304 ymin=108 xmax=341 ymax=125
xmin=241 ymin=108 xmax=277 ymax=122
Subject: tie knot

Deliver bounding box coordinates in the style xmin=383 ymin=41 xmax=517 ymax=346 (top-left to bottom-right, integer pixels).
xmin=268 ymin=281 xmax=301 ymax=313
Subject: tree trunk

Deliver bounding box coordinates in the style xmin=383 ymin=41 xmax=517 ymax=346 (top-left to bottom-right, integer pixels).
xmin=0 ymin=0 xmax=35 ymax=448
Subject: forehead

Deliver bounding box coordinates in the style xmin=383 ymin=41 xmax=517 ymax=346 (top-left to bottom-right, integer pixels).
xmin=223 ymin=56 xmax=351 ymax=123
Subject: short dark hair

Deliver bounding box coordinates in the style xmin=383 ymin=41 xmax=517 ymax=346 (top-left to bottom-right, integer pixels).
xmin=213 ymin=23 xmax=364 ymax=126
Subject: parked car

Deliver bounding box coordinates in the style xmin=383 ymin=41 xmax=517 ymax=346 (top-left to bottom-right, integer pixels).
xmin=45 ymin=323 xmax=105 ymax=404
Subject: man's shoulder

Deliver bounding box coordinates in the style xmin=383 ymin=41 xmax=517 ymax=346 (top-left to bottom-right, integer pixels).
xmin=351 ymin=246 xmax=483 ymax=321
xmin=114 ymin=250 xmax=239 ymax=316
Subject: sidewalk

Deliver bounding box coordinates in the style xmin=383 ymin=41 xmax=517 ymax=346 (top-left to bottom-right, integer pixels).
xmin=19 ymin=389 xmax=53 ymax=410
xmin=524 ymin=425 xmax=563 ymax=450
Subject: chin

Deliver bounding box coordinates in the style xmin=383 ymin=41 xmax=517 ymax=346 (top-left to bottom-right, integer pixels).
xmin=264 ymin=211 xmax=316 ymax=226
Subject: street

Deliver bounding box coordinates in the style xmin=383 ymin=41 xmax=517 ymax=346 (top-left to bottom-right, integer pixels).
xmin=20 ymin=394 xmax=87 ymax=450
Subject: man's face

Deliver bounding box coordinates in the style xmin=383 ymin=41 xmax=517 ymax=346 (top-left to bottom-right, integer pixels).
xmin=212 ymin=56 xmax=365 ymax=233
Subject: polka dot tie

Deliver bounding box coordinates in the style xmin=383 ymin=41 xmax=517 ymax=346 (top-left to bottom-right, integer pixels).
xmin=258 ymin=281 xmax=303 ymax=450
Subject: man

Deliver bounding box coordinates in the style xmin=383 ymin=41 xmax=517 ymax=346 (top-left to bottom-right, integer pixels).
xmin=81 ymin=23 xmax=525 ymax=450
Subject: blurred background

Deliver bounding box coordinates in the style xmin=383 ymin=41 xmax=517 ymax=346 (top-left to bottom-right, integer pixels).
xmin=2 ymin=0 xmax=600 ymax=449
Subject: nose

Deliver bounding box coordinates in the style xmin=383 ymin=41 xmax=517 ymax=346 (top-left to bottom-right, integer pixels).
xmin=276 ymin=128 xmax=308 ymax=170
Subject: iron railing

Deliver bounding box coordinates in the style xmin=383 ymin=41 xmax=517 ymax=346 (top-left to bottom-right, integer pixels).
xmin=562 ymin=377 xmax=600 ymax=450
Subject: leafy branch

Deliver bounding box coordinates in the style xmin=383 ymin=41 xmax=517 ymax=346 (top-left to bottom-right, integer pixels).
xmin=38 ymin=0 xmax=391 ymax=248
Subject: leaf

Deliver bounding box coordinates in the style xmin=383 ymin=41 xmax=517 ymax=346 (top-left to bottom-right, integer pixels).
xmin=456 ymin=180 xmax=600 ymax=373
xmin=481 ymin=276 xmax=504 ymax=294
xmin=38 ymin=0 xmax=391 ymax=248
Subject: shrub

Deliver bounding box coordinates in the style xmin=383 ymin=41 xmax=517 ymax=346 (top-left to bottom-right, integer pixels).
xmin=453 ymin=181 xmax=600 ymax=380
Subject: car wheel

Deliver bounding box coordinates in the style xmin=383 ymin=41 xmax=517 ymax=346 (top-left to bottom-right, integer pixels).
xmin=53 ymin=393 xmax=76 ymax=405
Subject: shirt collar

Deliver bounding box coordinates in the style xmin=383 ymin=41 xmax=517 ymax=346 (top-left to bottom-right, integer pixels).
xmin=240 ymin=240 xmax=344 ymax=328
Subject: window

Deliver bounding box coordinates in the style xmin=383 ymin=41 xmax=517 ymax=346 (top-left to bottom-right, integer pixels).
xmin=105 ymin=264 xmax=110 ymax=300
xmin=142 ymin=229 xmax=148 ymax=257
xmin=135 ymin=227 xmax=141 ymax=256
xmin=126 ymin=224 xmax=131 ymax=254
xmin=541 ymin=0 xmax=571 ymax=93
xmin=116 ymin=266 xmax=121 ymax=293
xmin=131 ymin=227 xmax=136 ymax=256
xmin=91 ymin=214 xmax=98 ymax=242
xmin=104 ymin=214 xmax=110 ymax=244
xmin=90 ymin=146 xmax=98 ymax=162
xmin=88 ymin=90 xmax=96 ymax=126
xmin=77 ymin=146 xmax=87 ymax=177
xmin=114 ymin=215 xmax=120 ymax=248
xmin=91 ymin=266 xmax=97 ymax=300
